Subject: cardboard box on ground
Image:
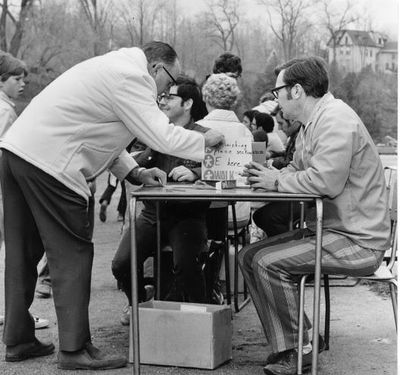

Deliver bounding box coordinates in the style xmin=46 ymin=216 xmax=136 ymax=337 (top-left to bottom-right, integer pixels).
xmin=129 ymin=301 xmax=232 ymax=369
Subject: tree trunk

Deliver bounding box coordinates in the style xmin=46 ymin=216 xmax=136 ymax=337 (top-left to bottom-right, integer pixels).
xmin=0 ymin=0 xmax=8 ymax=51
xmin=9 ymin=0 xmax=33 ymax=57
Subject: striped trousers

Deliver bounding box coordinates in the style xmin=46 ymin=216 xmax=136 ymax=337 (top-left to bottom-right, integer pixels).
xmin=238 ymin=228 xmax=384 ymax=354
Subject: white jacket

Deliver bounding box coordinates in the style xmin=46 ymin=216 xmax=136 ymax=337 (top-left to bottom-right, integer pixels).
xmin=1 ymin=48 xmax=205 ymax=199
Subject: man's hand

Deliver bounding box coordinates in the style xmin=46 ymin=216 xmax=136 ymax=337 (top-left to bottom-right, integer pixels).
xmin=243 ymin=161 xmax=280 ymax=191
xmin=203 ymin=129 xmax=225 ymax=147
xmin=125 ymin=166 xmax=166 ymax=186
xmin=138 ymin=167 xmax=166 ymax=186
xmin=168 ymin=166 xmax=197 ymax=182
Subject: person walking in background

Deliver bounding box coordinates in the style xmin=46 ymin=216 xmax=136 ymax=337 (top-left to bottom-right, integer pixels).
xmin=98 ymin=140 xmax=136 ymax=223
xmin=0 ymin=41 xmax=223 ymax=370
xmin=98 ymin=174 xmax=126 ymax=222
xmin=0 ymin=52 xmax=49 ymax=330
xmin=239 ymin=56 xmax=390 ymax=375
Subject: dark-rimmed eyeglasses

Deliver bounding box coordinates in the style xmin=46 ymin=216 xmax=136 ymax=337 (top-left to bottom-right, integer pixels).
xmin=157 ymin=92 xmax=181 ymax=102
xmin=271 ymin=84 xmax=290 ymax=99
xmin=162 ymin=66 xmax=178 ymax=85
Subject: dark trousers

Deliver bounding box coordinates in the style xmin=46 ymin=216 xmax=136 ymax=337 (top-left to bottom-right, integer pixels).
xmin=253 ymin=201 xmax=302 ymax=237
xmin=99 ymin=174 xmax=127 ymax=217
xmin=112 ymin=203 xmax=209 ymax=304
xmin=1 ymin=150 xmax=94 ymax=351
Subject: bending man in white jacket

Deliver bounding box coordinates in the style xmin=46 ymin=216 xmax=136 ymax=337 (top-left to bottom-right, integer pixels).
xmin=0 ymin=41 xmax=223 ymax=371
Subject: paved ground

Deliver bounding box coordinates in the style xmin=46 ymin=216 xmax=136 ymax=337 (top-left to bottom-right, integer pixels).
xmin=0 ymin=172 xmax=397 ymax=375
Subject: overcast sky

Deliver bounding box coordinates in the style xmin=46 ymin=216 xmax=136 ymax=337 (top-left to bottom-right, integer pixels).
xmin=177 ymin=0 xmax=399 ymax=40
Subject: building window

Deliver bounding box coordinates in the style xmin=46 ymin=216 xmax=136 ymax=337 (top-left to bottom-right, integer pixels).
xmin=345 ymin=36 xmax=348 ymax=44
xmin=393 ymin=54 xmax=396 ymax=60
xmin=370 ymin=50 xmax=372 ymax=57
xmin=346 ymin=50 xmax=350 ymax=55
xmin=379 ymin=38 xmax=382 ymax=44
xmin=392 ymin=62 xmax=395 ymax=70
xmin=386 ymin=62 xmax=389 ymax=70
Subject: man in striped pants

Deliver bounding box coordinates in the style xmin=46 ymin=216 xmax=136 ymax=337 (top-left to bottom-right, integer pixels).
xmin=240 ymin=56 xmax=390 ymax=375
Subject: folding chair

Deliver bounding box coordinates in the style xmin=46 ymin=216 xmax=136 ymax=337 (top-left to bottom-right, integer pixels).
xmin=297 ymin=166 xmax=398 ymax=374
xmin=226 ymin=202 xmax=251 ymax=312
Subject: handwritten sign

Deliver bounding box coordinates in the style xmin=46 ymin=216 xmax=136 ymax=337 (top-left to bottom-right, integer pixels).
xmin=202 ymin=136 xmax=252 ymax=183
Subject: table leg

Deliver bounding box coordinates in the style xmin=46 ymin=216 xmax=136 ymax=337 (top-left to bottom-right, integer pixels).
xmin=130 ymin=197 xmax=140 ymax=375
xmin=311 ymin=198 xmax=323 ymax=375
xmin=156 ymin=202 xmax=161 ymax=300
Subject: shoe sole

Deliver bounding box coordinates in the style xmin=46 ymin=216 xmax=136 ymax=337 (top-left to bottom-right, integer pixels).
xmin=35 ymin=324 xmax=49 ymax=329
xmin=57 ymin=359 xmax=127 ymax=370
xmin=36 ymin=292 xmax=51 ymax=299
xmin=5 ymin=345 xmax=55 ymax=362
xmin=263 ymin=364 xmax=311 ymax=375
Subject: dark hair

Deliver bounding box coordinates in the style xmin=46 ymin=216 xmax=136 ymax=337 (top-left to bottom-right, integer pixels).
xmin=176 ymin=75 xmax=207 ymax=122
xmin=243 ymin=109 xmax=257 ymax=122
xmin=0 ymin=53 xmax=27 ymax=82
xmin=274 ymin=56 xmax=328 ymax=98
xmin=142 ymin=41 xmax=178 ymax=65
xmin=254 ymin=112 xmax=275 ymax=133
xmin=212 ymin=52 xmax=242 ymax=77
xmin=252 ymin=129 xmax=269 ymax=143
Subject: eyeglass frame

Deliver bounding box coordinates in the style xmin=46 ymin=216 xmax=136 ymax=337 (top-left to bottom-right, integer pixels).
xmin=162 ymin=65 xmax=178 ymax=86
xmin=271 ymin=84 xmax=290 ymax=99
xmin=157 ymin=92 xmax=182 ymax=103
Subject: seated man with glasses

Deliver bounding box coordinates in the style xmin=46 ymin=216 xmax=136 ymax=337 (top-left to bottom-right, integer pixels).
xmin=112 ymin=75 xmax=211 ymax=324
xmin=239 ymin=56 xmax=390 ymax=375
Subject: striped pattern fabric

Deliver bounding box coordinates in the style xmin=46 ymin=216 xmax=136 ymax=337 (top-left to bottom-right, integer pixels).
xmin=238 ymin=228 xmax=384 ymax=353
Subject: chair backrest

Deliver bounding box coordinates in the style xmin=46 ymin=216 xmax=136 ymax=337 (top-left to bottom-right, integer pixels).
xmin=385 ymin=166 xmax=397 ymax=271
xmin=228 ymin=202 xmax=251 ymax=230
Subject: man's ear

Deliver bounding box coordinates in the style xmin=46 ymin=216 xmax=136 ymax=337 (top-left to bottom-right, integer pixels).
xmin=148 ymin=62 xmax=162 ymax=78
xmin=292 ymin=83 xmax=302 ymax=99
xmin=183 ymin=98 xmax=193 ymax=112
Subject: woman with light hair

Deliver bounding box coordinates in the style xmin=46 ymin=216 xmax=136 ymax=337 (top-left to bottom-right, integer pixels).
xmin=198 ymin=73 xmax=253 ymax=304
xmin=199 ymin=73 xmax=252 ymax=137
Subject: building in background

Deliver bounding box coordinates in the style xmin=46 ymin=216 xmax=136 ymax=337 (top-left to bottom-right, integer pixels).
xmin=327 ymin=30 xmax=398 ymax=74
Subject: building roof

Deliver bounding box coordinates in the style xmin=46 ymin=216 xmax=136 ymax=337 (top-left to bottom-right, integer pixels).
xmin=328 ymin=29 xmax=379 ymax=48
xmin=381 ymin=41 xmax=398 ymax=52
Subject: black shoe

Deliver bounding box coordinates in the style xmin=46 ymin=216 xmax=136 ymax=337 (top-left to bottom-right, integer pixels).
xmin=266 ymin=334 xmax=325 ymax=365
xmin=6 ymin=338 xmax=55 ymax=362
xmin=263 ymin=349 xmax=309 ymax=375
xmin=57 ymin=346 xmax=127 ymax=370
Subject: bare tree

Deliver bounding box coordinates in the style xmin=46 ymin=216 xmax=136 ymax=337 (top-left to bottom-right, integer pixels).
xmin=0 ymin=0 xmax=9 ymax=50
xmin=0 ymin=0 xmax=34 ymax=55
xmin=119 ymin=0 xmax=168 ymax=46
xmin=260 ymin=0 xmax=311 ymax=61
xmin=318 ymin=0 xmax=358 ymax=63
xmin=205 ymin=0 xmax=240 ymax=52
xmin=78 ymin=0 xmax=113 ymax=56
